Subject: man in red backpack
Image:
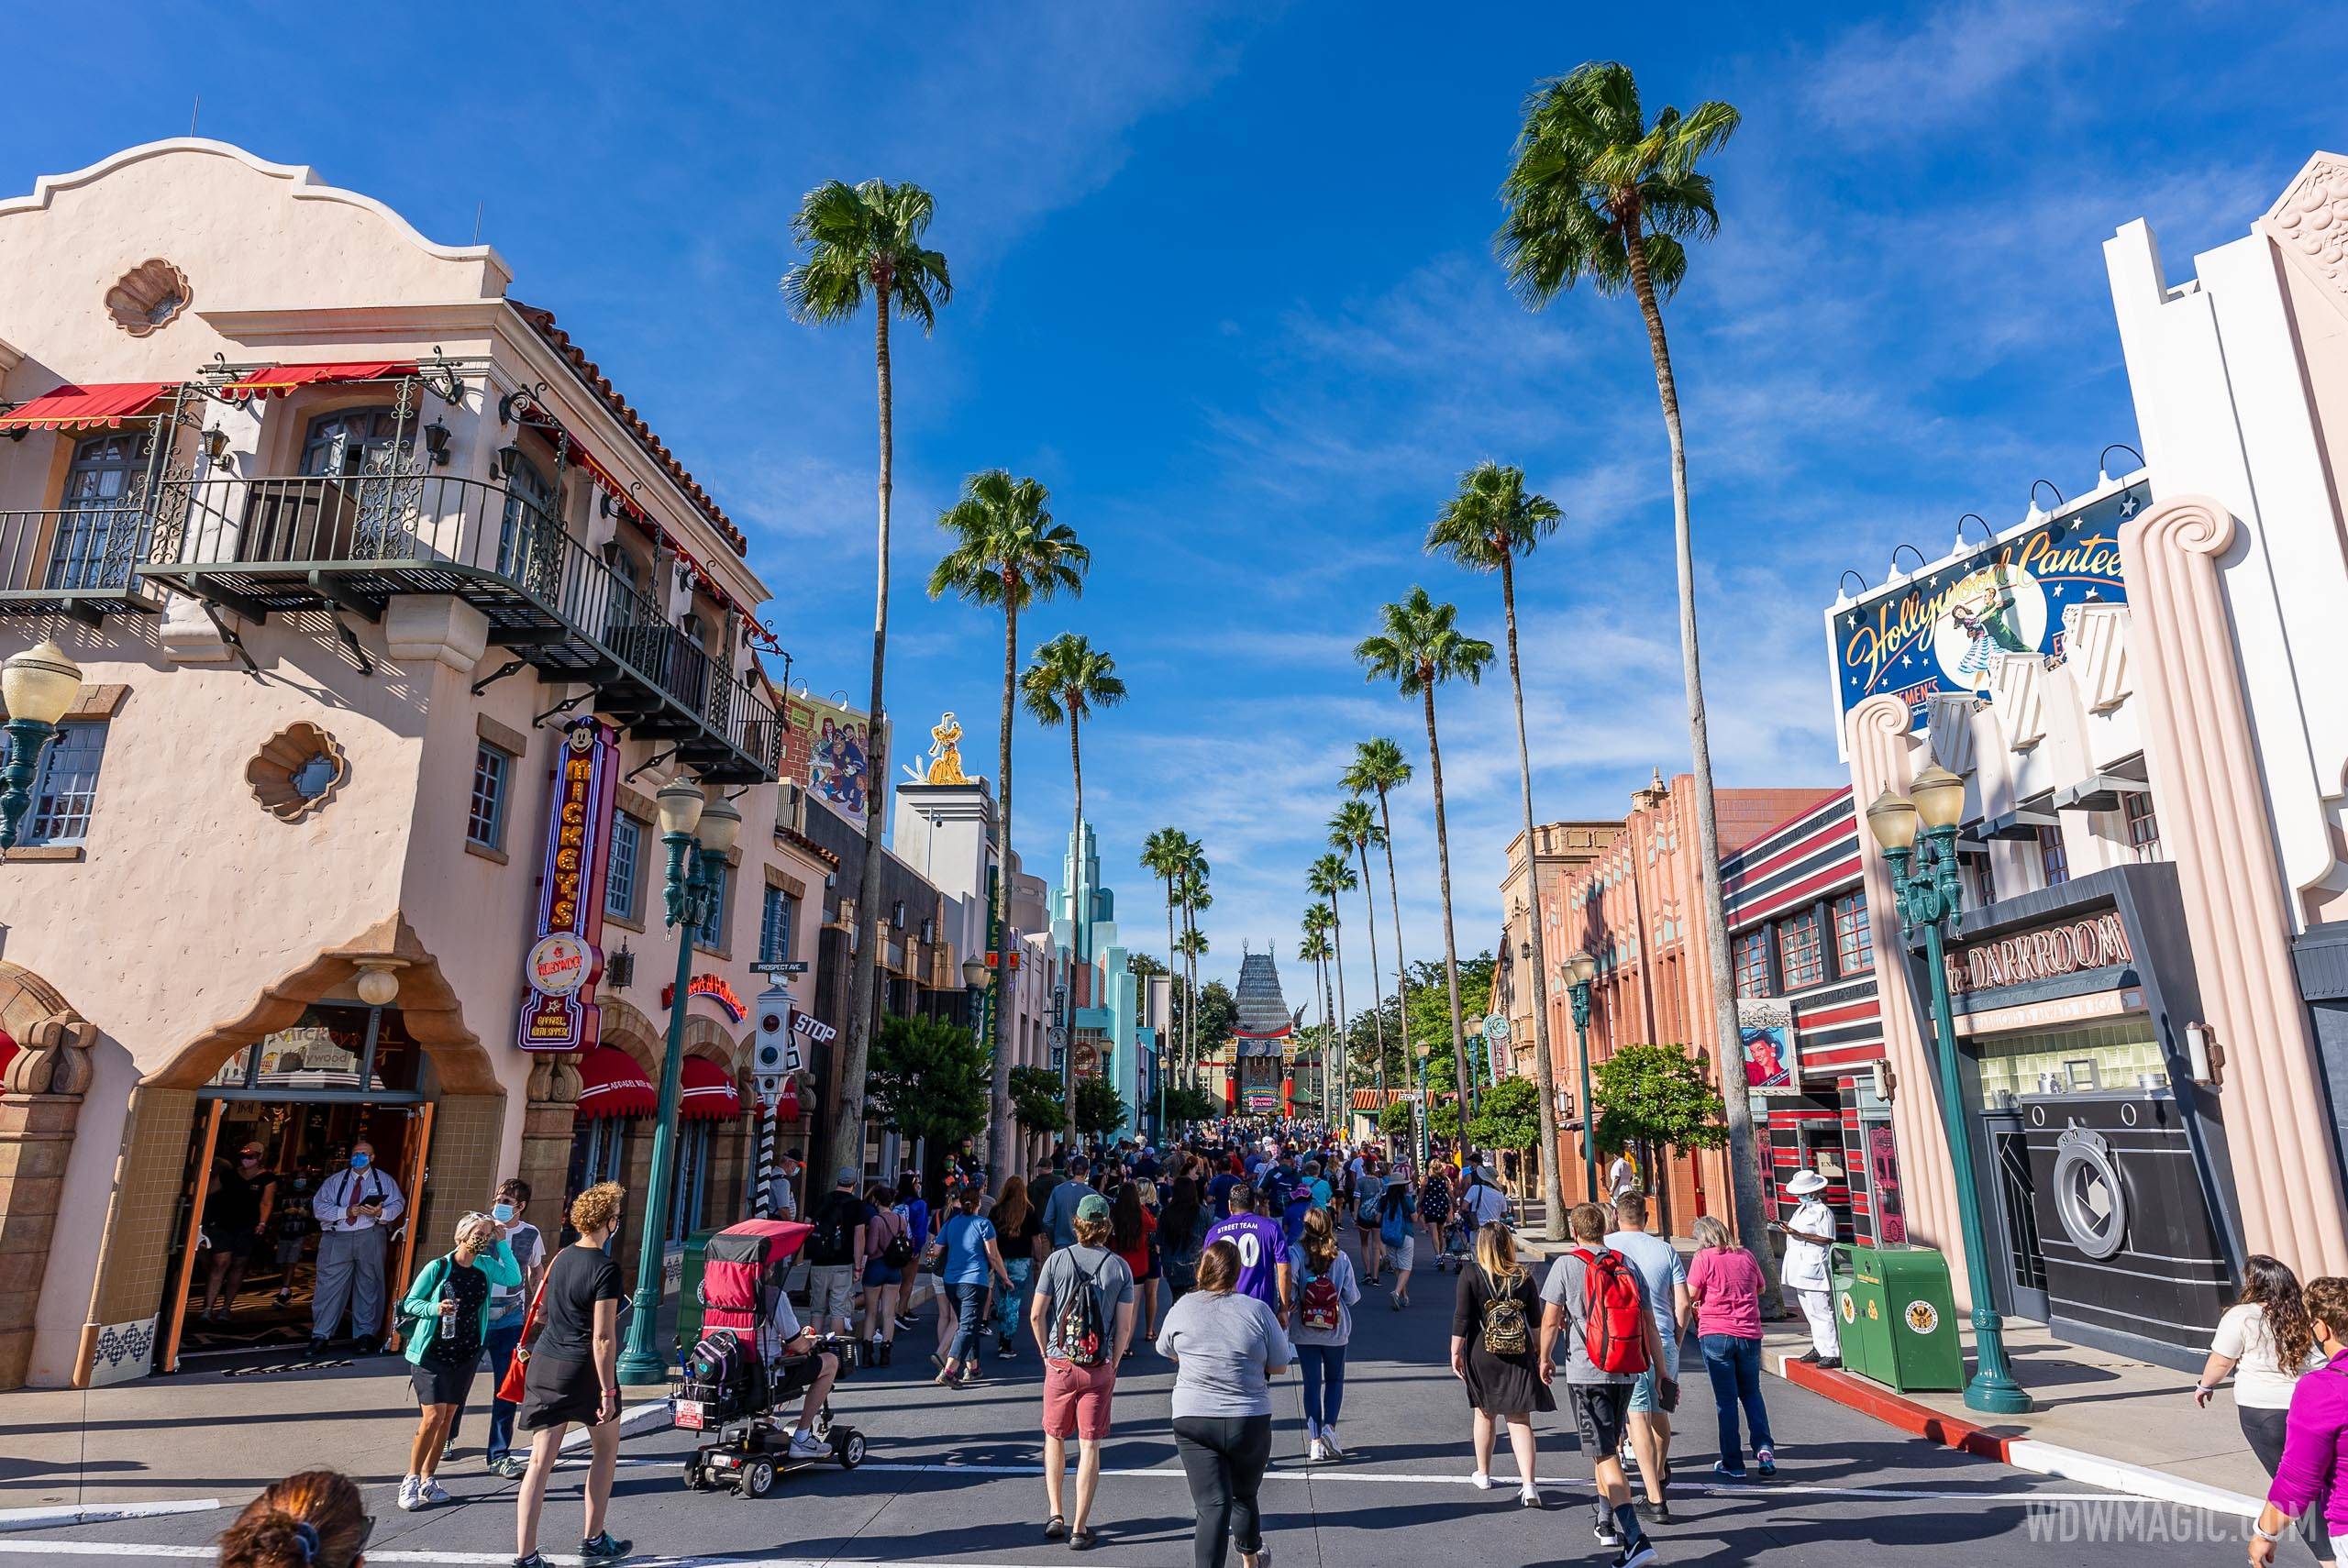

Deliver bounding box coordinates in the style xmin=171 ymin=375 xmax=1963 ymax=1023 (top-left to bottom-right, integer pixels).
xmin=1539 ymin=1202 xmax=1667 ymax=1568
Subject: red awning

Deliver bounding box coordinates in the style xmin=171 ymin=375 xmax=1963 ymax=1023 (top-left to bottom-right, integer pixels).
xmin=219 ymin=362 xmax=418 ymax=401
xmin=574 ymin=1044 xmax=655 ymax=1120
xmin=0 ymin=1027 xmax=17 ymax=1088
xmin=680 ymin=1055 xmax=741 ymax=1121
xmin=0 ymin=382 xmax=173 ymax=431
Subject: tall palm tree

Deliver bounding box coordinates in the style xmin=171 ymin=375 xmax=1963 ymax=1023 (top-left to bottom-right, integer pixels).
xmin=781 ymin=180 xmax=950 ymax=1176
xmin=1356 ymin=589 xmax=1493 ymax=1121
xmin=1174 ymin=857 xmax=1211 ymax=1079
xmin=1327 ymin=800 xmax=1390 ymax=1121
xmin=1301 ymin=902 xmax=1337 ymax=1037
xmin=1344 ymin=737 xmax=1413 ymax=1099
xmin=1299 ymin=919 xmax=1336 ymax=1122
xmin=926 ymin=470 xmax=1088 ymax=1177
xmin=1499 ymin=61 xmax=1769 ymax=1277
xmin=1140 ymin=826 xmax=1192 ymax=1108
xmin=1024 ymin=632 xmax=1129 ymax=955
xmin=1428 ymin=459 xmax=1566 ymax=1238
xmin=1304 ymin=851 xmax=1357 ymax=1098
xmin=1175 ymin=918 xmax=1210 ymax=1097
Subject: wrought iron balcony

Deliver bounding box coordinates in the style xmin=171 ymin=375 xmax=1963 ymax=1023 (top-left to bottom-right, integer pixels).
xmin=0 ymin=502 xmax=167 ymax=622
xmin=134 ymin=472 xmax=780 ymax=782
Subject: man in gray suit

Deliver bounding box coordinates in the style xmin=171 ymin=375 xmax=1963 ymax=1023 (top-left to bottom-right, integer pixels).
xmin=309 ymin=1140 xmax=404 ymax=1356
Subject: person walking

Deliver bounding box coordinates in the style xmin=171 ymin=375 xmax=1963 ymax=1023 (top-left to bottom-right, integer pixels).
xmin=396 ymin=1214 xmax=519 ymax=1511
xmin=1289 ymin=1205 xmax=1359 ymax=1462
xmin=1685 ymin=1215 xmax=1774 ymax=1480
xmin=447 ymin=1179 xmax=548 ymax=1478
xmin=1029 ymin=1192 xmax=1135 ymax=1550
xmin=1452 ymin=1220 xmax=1550 ymax=1507
xmin=1608 ymin=1151 xmax=1640 ymax=1205
xmin=937 ymin=1184 xmax=1011 ymax=1386
xmin=1161 ymin=1176 xmax=1207 ymax=1303
xmin=801 ymin=1168 xmax=868 ymax=1340
xmin=2201 ymin=1255 xmax=2331 ymax=1564
xmin=1771 ymin=1170 xmax=1840 ymax=1368
xmin=1539 ymin=1201 xmax=1667 ymax=1568
xmin=991 ymin=1176 xmax=1041 ymax=1362
xmin=1379 ymin=1174 xmax=1417 ymax=1309
xmin=1417 ymin=1159 xmax=1455 ymax=1272
xmin=1351 ymin=1153 xmax=1386 ymax=1285
xmin=1606 ymin=1193 xmax=1689 ymax=1520
xmin=1158 ymin=1239 xmax=1293 ymax=1568
xmin=2250 ymin=1275 xmax=2348 ymax=1566
xmin=1111 ymin=1182 xmax=1160 ymax=1347
xmin=201 ymin=1141 xmax=276 ymax=1324
xmin=860 ymin=1181 xmax=911 ymax=1368
xmin=1044 ymin=1154 xmax=1097 ymax=1250
xmin=309 ymin=1141 xmax=404 ymax=1356
xmin=1204 ymin=1184 xmax=1290 ymax=1324
xmin=513 ymin=1182 xmax=631 ymax=1568
xmin=216 ymin=1469 xmax=372 ymax=1568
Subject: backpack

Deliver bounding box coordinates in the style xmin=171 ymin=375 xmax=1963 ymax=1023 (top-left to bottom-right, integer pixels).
xmin=1379 ymin=1198 xmax=1411 ymax=1250
xmin=1478 ymin=1267 xmax=1530 ymax=1358
xmin=1049 ymin=1253 xmax=1110 ymax=1367
xmin=880 ymin=1209 xmax=914 ymax=1268
xmin=1298 ymin=1262 xmax=1342 ymax=1332
xmin=810 ymin=1195 xmax=854 ymax=1264
xmin=1571 ymin=1247 xmax=1651 ymax=1375
xmin=1354 ymin=1187 xmax=1380 ymax=1228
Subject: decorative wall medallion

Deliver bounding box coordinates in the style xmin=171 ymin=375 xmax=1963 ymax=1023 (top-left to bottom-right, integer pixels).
xmin=105 ymin=259 xmax=191 ymax=337
xmin=247 ymin=723 xmax=349 ymax=822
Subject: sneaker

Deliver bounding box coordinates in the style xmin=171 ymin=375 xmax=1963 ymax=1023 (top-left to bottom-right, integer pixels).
xmin=1470 ymin=1471 xmax=1494 ymax=1490
xmin=1321 ymin=1426 xmax=1343 ymax=1458
xmin=1817 ymin=1356 xmax=1842 ymax=1370
xmin=1309 ymin=1438 xmax=1327 ymax=1463
xmin=273 ymin=1288 xmax=294 ymax=1306
xmin=498 ymin=1455 xmax=531 ymax=1480
xmin=789 ymin=1430 xmax=827 ymax=1459
xmin=1755 ymin=1449 xmax=1776 ymax=1478
xmin=1612 ymin=1540 xmax=1658 ymax=1568
xmin=513 ymin=1555 xmax=548 ymax=1568
xmin=1794 ymin=1349 xmax=1821 ymax=1364
xmin=996 ymin=1345 xmax=1019 ymax=1360
xmin=1593 ymin=1518 xmax=1623 ymax=1548
xmin=579 ymin=1531 xmax=632 ymax=1564
xmin=442 ymin=1438 xmax=457 ymax=1461
xmin=1519 ymin=1485 xmax=1543 ymax=1508
xmin=396 ymin=1475 xmax=425 ymax=1512
xmin=307 ymin=1339 xmax=329 ymax=1360
xmin=894 ymin=1314 xmax=919 ymax=1331
xmin=1711 ymin=1460 xmax=1748 ymax=1482
xmin=419 ymin=1478 xmax=449 ymax=1507
xmin=1641 ymin=1498 xmax=1674 ymax=1525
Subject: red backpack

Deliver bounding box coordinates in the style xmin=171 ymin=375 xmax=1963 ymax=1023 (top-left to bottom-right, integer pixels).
xmin=1298 ymin=1266 xmax=1342 ymax=1332
xmin=1570 ymin=1247 xmax=1651 ymax=1375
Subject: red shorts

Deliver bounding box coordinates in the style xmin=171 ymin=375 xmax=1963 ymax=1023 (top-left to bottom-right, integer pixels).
xmin=1041 ymin=1357 xmax=1117 ymax=1441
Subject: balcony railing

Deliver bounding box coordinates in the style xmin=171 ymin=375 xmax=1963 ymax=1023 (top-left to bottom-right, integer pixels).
xmin=0 ymin=503 xmax=165 ymax=619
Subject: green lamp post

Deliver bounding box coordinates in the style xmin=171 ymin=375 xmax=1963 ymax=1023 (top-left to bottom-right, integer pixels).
xmin=616 ymin=777 xmax=742 ymax=1386
xmin=0 ymin=640 xmax=83 ymax=849
xmin=1866 ymin=765 xmax=2031 ymax=1416
xmin=1562 ymin=949 xmax=1600 ymax=1203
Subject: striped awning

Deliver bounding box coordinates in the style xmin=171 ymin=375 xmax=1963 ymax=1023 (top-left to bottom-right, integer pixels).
xmin=0 ymin=382 xmax=172 ymax=431
xmin=219 ymin=362 xmax=417 ymax=400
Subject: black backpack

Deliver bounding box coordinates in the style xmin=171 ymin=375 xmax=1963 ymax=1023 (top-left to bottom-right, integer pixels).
xmin=811 ymin=1195 xmax=854 ymax=1264
xmin=880 ymin=1211 xmax=915 ymax=1269
xmin=1049 ymin=1253 xmax=1110 ymax=1366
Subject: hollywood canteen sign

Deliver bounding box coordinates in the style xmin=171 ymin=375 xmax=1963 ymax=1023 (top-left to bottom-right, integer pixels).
xmin=1823 ymin=480 xmax=2143 ymax=748
xmin=518 ymin=722 xmax=618 ymax=1052
xmin=1947 ymin=910 xmax=2134 ymax=995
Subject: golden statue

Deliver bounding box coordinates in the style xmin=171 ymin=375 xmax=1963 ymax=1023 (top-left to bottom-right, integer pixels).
xmin=924 ymin=712 xmax=969 ymax=784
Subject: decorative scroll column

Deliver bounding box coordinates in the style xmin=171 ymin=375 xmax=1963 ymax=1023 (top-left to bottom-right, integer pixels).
xmin=518 ymin=1054 xmax=584 ymax=1242
xmin=0 ymin=1006 xmax=96 ymax=1390
xmin=1844 ymin=694 xmax=1972 ymax=1302
xmin=2122 ymin=496 xmax=2348 ymax=1277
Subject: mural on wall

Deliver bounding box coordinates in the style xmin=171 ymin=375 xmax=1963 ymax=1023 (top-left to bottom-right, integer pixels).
xmin=781 ymin=691 xmax=889 ymax=824
xmin=1738 ymin=997 xmax=1801 ymax=1093
xmin=1823 ymin=480 xmax=2143 ymax=753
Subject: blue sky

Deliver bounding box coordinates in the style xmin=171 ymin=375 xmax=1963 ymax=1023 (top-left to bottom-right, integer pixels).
xmin=8 ymin=2 xmax=2342 ymax=1005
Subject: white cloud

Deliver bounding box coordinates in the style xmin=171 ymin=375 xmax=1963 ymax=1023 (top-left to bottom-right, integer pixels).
xmin=1805 ymin=0 xmax=2130 ymax=137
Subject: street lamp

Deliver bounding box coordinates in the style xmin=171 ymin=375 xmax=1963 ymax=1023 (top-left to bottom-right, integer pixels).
xmin=0 ymin=640 xmax=83 ymax=849
xmin=617 ymin=779 xmax=741 ymax=1386
xmin=1866 ymin=765 xmax=2031 ymax=1415
xmin=1562 ymin=950 xmax=1599 ymax=1202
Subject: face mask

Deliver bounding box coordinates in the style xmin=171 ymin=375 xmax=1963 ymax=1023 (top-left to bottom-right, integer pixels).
xmin=491 ymin=1203 xmax=516 ymax=1224
xmin=349 ymin=1153 xmax=371 ymax=1170
xmin=294 ymin=1178 xmax=311 ymax=1191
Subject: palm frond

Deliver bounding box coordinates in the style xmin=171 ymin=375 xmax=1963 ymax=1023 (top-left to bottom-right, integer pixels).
xmin=781 ymin=178 xmax=954 ymax=336
xmin=927 ymin=471 xmax=1090 ymax=613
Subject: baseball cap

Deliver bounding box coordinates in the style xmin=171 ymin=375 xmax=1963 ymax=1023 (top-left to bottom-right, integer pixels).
xmin=1076 ymin=1192 xmax=1112 ymax=1221
xmin=835 ymin=1165 xmax=859 ymax=1187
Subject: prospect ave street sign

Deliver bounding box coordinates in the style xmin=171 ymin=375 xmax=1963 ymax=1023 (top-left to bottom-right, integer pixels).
xmin=751 ymin=959 xmax=811 ymax=976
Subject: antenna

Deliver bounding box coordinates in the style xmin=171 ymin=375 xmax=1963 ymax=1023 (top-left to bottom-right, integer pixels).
xmin=472 ymin=202 xmax=484 ymax=245
xmin=189 ymin=95 xmax=200 ymax=136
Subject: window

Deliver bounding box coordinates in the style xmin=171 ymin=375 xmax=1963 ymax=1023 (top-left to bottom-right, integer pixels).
xmin=2036 ymin=825 xmax=2070 ymax=888
xmin=605 ymin=812 xmax=644 ymax=922
xmin=759 ymin=885 xmax=796 ymax=965
xmin=6 ymin=723 xmax=107 ymax=846
xmin=298 ymin=408 xmax=411 ymax=479
xmin=1733 ymin=930 xmax=1774 ymax=998
xmin=2123 ymin=791 xmax=2160 ymax=862
xmin=670 ymin=1121 xmax=712 ymax=1247
xmin=1833 ymin=893 xmax=1873 ymax=976
xmin=1964 ymin=853 xmax=1997 ymax=912
xmin=1778 ymin=911 xmax=1826 ymax=989
xmin=50 ymin=431 xmax=152 ymax=590
xmin=497 ymin=456 xmax=556 ymax=587
xmin=467 ymin=741 xmax=510 ymax=849
xmin=694 ymin=859 xmax=732 ymax=951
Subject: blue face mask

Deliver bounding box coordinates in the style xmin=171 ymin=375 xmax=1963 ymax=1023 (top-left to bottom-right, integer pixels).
xmin=491 ymin=1202 xmax=516 ymax=1224
xmin=349 ymin=1153 xmax=371 ymax=1170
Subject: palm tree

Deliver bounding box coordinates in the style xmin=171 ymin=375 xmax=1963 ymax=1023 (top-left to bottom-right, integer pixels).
xmin=1301 ymin=903 xmax=1337 ymax=1037
xmin=1024 ymin=635 xmax=1128 ymax=928
xmin=1344 ymin=737 xmax=1414 ymax=1099
xmin=1427 ymin=459 xmax=1566 ymax=1238
xmin=1498 ymin=62 xmax=1770 ymax=1278
xmin=1356 ymin=589 xmax=1493 ymax=1121
xmin=1175 ymin=919 xmax=1210 ymax=1098
xmin=926 ymin=470 xmax=1088 ymax=1176
xmin=781 ymin=180 xmax=950 ymax=1176
xmin=1299 ymin=920 xmax=1336 ymax=1123
xmin=1327 ymin=800 xmax=1390 ymax=1121
xmin=1304 ymin=850 xmax=1358 ymax=1102
xmin=1173 ymin=856 xmax=1211 ymax=1079
xmin=1140 ymin=826 xmax=1192 ymax=1114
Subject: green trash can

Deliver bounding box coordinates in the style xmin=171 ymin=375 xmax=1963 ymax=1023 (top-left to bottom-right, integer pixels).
xmin=1833 ymin=1242 xmax=1963 ymax=1393
xmin=672 ymin=1226 xmax=725 ymax=1353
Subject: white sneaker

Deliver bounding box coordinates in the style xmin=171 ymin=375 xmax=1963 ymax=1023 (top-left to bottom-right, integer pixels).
xmin=1321 ymin=1426 xmax=1344 ymax=1458
xmin=395 ymin=1475 xmax=424 ymax=1512
xmin=418 ymin=1477 xmax=449 ymax=1507
xmin=789 ymin=1430 xmax=827 ymax=1459
xmin=1470 ymin=1471 xmax=1494 ymax=1490
xmin=1308 ymin=1438 xmax=1327 ymax=1463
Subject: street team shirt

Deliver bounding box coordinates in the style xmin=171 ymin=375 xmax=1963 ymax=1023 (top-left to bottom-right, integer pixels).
xmin=1203 ymin=1210 xmax=1289 ymax=1311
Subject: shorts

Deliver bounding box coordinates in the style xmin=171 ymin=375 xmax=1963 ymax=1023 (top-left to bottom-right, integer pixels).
xmin=274 ymin=1234 xmax=307 ymax=1266
xmin=1041 ymin=1357 xmax=1117 ymax=1441
xmin=1570 ymin=1383 xmax=1631 ymax=1457
xmin=862 ymin=1258 xmax=905 ymax=1289
xmin=1387 ymin=1235 xmax=1416 ymax=1273
xmin=412 ymin=1356 xmax=478 ymax=1408
xmin=1627 ymin=1338 xmax=1680 ymax=1413
xmin=770 ymin=1353 xmax=828 ymax=1401
xmin=805 ymin=1264 xmax=857 ymax=1320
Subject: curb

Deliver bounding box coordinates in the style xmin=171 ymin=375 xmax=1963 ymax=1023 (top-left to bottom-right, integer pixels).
xmin=0 ymin=1498 xmax=223 ymax=1534
xmin=559 ymin=1396 xmax=674 ymax=1452
xmin=1768 ymin=1351 xmax=2264 ymax=1518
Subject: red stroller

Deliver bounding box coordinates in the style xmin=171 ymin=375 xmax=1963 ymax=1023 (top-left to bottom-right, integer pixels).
xmin=674 ymin=1219 xmax=867 ymax=1496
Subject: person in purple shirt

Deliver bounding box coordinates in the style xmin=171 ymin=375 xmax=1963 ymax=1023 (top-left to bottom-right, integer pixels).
xmin=1202 ymin=1184 xmax=1291 ymax=1328
xmin=2254 ymin=1275 xmax=2348 ymax=1565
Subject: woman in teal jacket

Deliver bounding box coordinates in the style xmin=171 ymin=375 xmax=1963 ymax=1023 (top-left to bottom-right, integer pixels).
xmin=397 ymin=1214 xmax=519 ymax=1511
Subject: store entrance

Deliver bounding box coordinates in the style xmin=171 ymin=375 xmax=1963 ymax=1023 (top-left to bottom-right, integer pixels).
xmin=159 ymin=1003 xmax=433 ymax=1372
xmin=1983 ymin=1109 xmax=2051 ymax=1321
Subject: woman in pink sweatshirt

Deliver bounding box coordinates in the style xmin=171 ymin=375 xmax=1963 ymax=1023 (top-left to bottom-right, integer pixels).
xmin=1685 ymin=1215 xmax=1775 ymax=1480
xmin=2252 ymin=1275 xmax=2348 ymax=1566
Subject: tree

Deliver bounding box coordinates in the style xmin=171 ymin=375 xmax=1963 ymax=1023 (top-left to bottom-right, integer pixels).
xmin=1304 ymin=851 xmax=1358 ymax=1108
xmin=781 ymin=179 xmax=951 ymax=1180
xmin=1162 ymin=1084 xmax=1222 ymax=1126
xmin=1356 ymin=588 xmax=1494 ymax=1124
xmin=1299 ymin=913 xmax=1335 ymax=1115
xmin=1468 ymin=1075 xmax=1544 ymax=1159
xmin=1327 ymin=798 xmax=1390 ymax=1117
xmin=1498 ymin=61 xmax=1767 ymax=1283
xmin=1127 ymin=953 xmax=1168 ymax=977
xmin=927 ymin=470 xmax=1090 ymax=1177
xmin=1427 ymin=458 xmax=1567 ymax=1239
xmin=1023 ymin=632 xmax=1128 ymax=872
xmin=1141 ymin=827 xmax=1200 ymax=1089
xmin=1072 ymin=1075 xmax=1126 ymax=1143
xmin=1379 ymin=1100 xmax=1416 ymax=1141
xmin=1345 ymin=737 xmax=1414 ymax=1102
xmin=1009 ymin=1065 xmax=1069 ymax=1134
xmin=1592 ymin=1042 xmax=1729 ymax=1235
xmin=867 ymin=1014 xmax=990 ymax=1152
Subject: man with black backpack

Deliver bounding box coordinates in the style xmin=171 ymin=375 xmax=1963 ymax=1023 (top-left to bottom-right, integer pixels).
xmin=1027 ymin=1192 xmax=1135 ymax=1551
xmin=803 ymin=1168 xmax=869 ymax=1341
xmin=1539 ymin=1201 xmax=1668 ymax=1568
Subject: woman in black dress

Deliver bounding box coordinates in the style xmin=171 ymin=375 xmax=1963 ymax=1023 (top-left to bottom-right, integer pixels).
xmin=1449 ymin=1220 xmax=1549 ymax=1507
xmin=513 ymin=1181 xmax=631 ymax=1568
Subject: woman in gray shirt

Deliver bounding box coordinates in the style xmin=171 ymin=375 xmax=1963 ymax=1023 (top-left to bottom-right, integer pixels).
xmin=1157 ymin=1239 xmax=1293 ymax=1568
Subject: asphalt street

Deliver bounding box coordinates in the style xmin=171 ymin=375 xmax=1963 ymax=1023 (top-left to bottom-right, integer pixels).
xmin=0 ymin=1248 xmax=2252 ymax=1566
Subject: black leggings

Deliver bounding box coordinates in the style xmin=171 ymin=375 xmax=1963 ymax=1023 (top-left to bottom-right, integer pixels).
xmin=1172 ymin=1414 xmax=1272 ymax=1568
xmin=2240 ymin=1404 xmax=2337 ymax=1562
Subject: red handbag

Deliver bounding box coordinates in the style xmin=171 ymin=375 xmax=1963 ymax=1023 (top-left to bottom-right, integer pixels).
xmin=495 ymin=1274 xmax=549 ymax=1405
